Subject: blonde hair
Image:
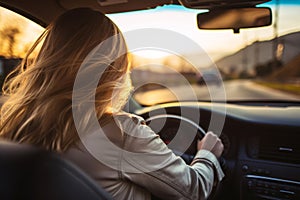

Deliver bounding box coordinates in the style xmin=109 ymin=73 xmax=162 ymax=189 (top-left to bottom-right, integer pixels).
xmin=0 ymin=8 xmax=131 ymax=151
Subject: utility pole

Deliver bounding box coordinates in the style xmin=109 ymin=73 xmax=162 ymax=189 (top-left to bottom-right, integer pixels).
xmin=242 ymin=32 xmax=248 ymax=73
xmin=273 ymin=0 xmax=280 ymax=65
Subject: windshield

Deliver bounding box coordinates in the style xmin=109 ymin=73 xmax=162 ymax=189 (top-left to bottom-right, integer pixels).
xmin=108 ymin=0 xmax=300 ymax=106
xmin=0 ymin=1 xmax=299 ymax=106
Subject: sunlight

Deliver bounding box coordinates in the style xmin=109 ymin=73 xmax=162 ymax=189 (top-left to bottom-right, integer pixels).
xmin=133 ymin=49 xmax=172 ymax=59
xmin=0 ymin=7 xmax=44 ymax=57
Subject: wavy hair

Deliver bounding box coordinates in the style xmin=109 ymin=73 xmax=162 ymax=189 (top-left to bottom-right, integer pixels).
xmin=0 ymin=8 xmax=131 ymax=151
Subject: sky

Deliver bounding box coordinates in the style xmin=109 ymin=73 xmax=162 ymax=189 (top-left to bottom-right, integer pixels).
xmin=0 ymin=0 xmax=300 ymax=68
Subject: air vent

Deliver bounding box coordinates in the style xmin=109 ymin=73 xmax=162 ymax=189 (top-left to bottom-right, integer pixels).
xmin=258 ymin=134 xmax=300 ymax=164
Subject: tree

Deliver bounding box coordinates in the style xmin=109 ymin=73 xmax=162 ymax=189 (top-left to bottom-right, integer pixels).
xmin=255 ymin=59 xmax=282 ymax=77
xmin=0 ymin=26 xmax=20 ymax=57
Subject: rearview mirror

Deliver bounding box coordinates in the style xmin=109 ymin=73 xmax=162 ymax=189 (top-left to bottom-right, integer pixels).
xmin=197 ymin=7 xmax=272 ymax=33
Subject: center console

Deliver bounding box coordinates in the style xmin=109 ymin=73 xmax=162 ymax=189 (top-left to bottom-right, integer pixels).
xmin=242 ymin=175 xmax=300 ymax=200
xmin=238 ymin=133 xmax=300 ymax=200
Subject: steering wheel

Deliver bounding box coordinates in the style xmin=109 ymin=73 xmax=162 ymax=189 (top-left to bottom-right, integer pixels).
xmin=145 ymin=114 xmax=226 ymax=166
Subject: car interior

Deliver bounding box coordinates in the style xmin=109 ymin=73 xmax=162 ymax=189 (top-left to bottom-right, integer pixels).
xmin=0 ymin=0 xmax=299 ymax=200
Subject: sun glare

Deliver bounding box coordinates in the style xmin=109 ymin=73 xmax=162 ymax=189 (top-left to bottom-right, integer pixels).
xmin=133 ymin=49 xmax=172 ymax=59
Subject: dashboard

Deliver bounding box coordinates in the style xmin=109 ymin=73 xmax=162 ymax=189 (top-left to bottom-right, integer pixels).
xmin=134 ymin=102 xmax=300 ymax=200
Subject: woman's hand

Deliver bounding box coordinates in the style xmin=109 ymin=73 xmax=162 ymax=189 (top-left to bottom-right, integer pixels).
xmin=197 ymin=132 xmax=224 ymax=158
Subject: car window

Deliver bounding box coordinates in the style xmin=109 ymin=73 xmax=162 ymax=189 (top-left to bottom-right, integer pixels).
xmin=109 ymin=0 xmax=300 ymax=105
xmin=0 ymin=6 xmax=44 ymax=89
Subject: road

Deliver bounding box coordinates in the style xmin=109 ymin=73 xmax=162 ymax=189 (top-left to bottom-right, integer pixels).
xmin=134 ymin=80 xmax=300 ymax=105
xmin=0 ymin=80 xmax=298 ymax=106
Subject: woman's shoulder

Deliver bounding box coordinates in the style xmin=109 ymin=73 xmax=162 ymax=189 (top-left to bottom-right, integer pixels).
xmin=114 ymin=112 xmax=146 ymax=126
xmin=113 ymin=112 xmax=154 ymax=138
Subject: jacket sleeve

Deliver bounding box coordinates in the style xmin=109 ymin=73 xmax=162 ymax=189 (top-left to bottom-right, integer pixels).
xmin=118 ymin=114 xmax=224 ymax=200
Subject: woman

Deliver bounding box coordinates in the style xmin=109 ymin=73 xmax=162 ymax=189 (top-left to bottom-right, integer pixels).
xmin=0 ymin=8 xmax=224 ymax=199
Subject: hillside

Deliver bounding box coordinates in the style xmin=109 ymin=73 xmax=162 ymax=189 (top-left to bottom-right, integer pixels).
xmin=269 ymin=54 xmax=300 ymax=81
xmin=215 ymin=31 xmax=300 ymax=76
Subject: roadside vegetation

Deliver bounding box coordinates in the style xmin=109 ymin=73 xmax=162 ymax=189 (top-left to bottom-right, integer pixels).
xmin=256 ymin=81 xmax=300 ymax=96
xmin=255 ymin=54 xmax=300 ymax=96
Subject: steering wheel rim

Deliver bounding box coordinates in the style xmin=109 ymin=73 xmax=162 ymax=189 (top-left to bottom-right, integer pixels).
xmin=145 ymin=114 xmax=206 ymax=136
xmin=145 ymin=114 xmax=206 ymax=163
xmin=145 ymin=114 xmax=226 ymax=166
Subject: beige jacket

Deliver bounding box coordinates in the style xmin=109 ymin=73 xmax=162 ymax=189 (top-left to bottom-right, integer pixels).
xmin=64 ymin=113 xmax=224 ymax=200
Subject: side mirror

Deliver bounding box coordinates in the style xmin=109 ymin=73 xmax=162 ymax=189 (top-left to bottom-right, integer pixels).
xmin=197 ymin=7 xmax=272 ymax=33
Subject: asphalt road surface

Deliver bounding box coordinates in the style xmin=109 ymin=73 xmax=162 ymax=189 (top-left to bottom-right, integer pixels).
xmin=134 ymin=80 xmax=300 ymax=105
xmin=0 ymin=80 xmax=298 ymax=106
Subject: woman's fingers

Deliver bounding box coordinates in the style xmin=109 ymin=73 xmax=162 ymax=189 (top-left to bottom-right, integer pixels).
xmin=197 ymin=131 xmax=224 ymax=158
